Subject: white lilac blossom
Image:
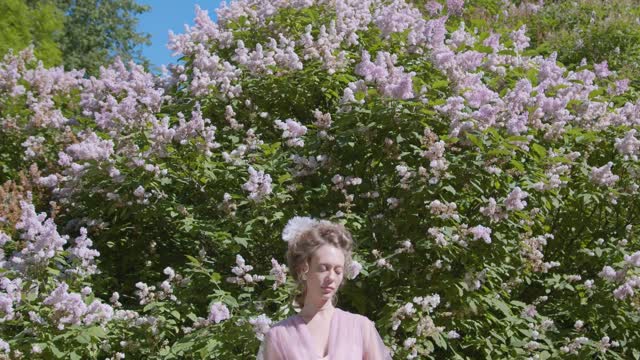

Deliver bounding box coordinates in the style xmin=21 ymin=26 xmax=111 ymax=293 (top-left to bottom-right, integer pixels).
xmin=412 ymin=294 xmax=440 ymax=312
xmin=423 ymin=140 xmax=449 ymax=181
xmin=480 ymin=197 xmax=506 ymax=222
xmin=403 ymin=337 xmax=417 ymax=349
xmin=134 ymin=282 xmax=155 ymax=305
xmin=311 ymin=110 xmax=332 ymax=131
xmin=66 ymin=227 xmax=100 ymax=277
xmin=589 ymin=162 xmax=619 ymax=187
xmin=428 ymin=227 xmax=448 ymax=246
xmin=391 ymin=302 xmax=417 ymax=330
xmin=396 ymin=165 xmax=413 ymax=189
xmin=447 ymin=330 xmax=461 ymax=339
xmin=249 ymin=314 xmax=272 ymax=341
xmin=615 ymin=129 xmax=640 ymax=159
xmin=242 ymin=166 xmax=273 ymax=201
xmin=290 ymin=154 xmax=327 ymax=177
xmin=613 ymin=282 xmax=636 ymax=300
xmin=346 ymin=260 xmax=363 ymax=280
xmin=429 ymin=200 xmax=460 ymax=221
xmin=469 ymin=225 xmax=492 ymax=244
xmin=625 ymin=251 xmax=640 ymax=267
xmin=300 ymin=23 xmax=349 ymax=74
xmin=208 ymin=302 xmax=231 ymax=324
xmin=598 ymin=266 xmax=619 ymax=282
xmin=521 ymin=234 xmax=555 ymax=273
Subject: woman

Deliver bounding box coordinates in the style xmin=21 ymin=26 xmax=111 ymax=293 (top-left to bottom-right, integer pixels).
xmin=258 ymin=217 xmax=391 ymax=360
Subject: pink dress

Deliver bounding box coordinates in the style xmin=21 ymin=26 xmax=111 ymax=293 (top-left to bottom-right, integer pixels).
xmin=258 ymin=308 xmax=391 ymax=360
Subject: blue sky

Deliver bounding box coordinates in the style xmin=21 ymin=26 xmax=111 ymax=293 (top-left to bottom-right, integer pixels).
xmin=138 ymin=1 xmax=223 ymax=71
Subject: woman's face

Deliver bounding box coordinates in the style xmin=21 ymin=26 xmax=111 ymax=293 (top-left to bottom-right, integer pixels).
xmin=304 ymin=245 xmax=345 ymax=302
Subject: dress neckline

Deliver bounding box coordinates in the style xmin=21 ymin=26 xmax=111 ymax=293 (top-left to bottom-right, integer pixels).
xmin=296 ymin=307 xmax=340 ymax=359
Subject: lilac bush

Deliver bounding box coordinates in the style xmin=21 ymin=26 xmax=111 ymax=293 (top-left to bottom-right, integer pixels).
xmin=1 ymin=0 xmax=640 ymax=358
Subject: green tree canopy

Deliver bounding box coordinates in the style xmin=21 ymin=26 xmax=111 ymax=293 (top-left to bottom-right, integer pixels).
xmin=0 ymin=0 xmax=64 ymax=66
xmin=53 ymin=0 xmax=152 ymax=75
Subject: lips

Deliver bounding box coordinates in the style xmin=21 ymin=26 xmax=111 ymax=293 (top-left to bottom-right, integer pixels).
xmin=322 ymin=286 xmax=334 ymax=292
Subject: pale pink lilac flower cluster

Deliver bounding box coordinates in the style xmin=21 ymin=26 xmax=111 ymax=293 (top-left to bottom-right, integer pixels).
xmin=589 ymin=162 xmax=619 ymax=187
xmin=64 ymin=131 xmax=115 ymax=163
xmin=0 ymin=278 xmax=21 ymax=322
xmin=354 ymin=51 xmax=415 ymax=100
xmin=463 ymin=269 xmax=487 ymax=291
xmin=479 ymin=197 xmax=507 ymax=223
xmin=208 ymin=302 xmax=231 ymax=324
xmin=11 ymin=200 xmax=68 ymax=270
xmin=274 ymin=118 xmax=308 ymax=147
xmin=242 ymin=166 xmax=273 ymax=201
xmin=446 ymin=0 xmax=465 ymax=16
xmin=269 ymin=258 xmax=288 ymax=290
xmin=43 ymin=282 xmax=114 ymax=330
xmin=0 ymin=48 xmax=84 ymax=128
xmin=80 ymin=59 xmax=164 ymax=134
xmin=615 ymin=129 xmax=640 ymax=160
xmin=373 ymin=0 xmax=424 ymax=38
xmin=21 ymin=135 xmax=45 ymax=159
xmin=290 ymin=154 xmax=328 ymax=177
xmin=424 ymin=1 xmax=443 ymax=16
xmin=521 ymin=234 xmax=557 ymax=273
xmin=429 ymin=200 xmax=460 ymax=221
xmin=227 ymin=255 xmax=266 ymax=285
xmin=505 ymin=187 xmax=529 ymax=211
xmin=249 ymin=314 xmax=272 ymax=341
xmin=395 ymin=165 xmax=413 ymax=189
xmin=468 ymin=225 xmax=492 ymax=244
xmin=422 ymin=139 xmax=449 ymax=183
xmin=300 ymin=22 xmax=349 ymax=74
xmin=65 ymin=227 xmax=100 ymax=277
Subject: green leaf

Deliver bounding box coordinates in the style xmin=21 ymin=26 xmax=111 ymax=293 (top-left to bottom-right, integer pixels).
xmin=531 ymin=143 xmax=546 ymax=158
xmin=442 ymin=185 xmax=457 ymax=195
xmin=233 ymin=237 xmax=249 ymax=247
xmin=278 ymin=173 xmax=292 ymax=184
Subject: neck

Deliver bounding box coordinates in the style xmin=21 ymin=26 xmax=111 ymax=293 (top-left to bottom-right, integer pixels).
xmin=300 ymin=297 xmax=335 ymax=319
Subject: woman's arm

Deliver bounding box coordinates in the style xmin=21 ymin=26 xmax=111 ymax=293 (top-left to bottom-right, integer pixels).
xmin=363 ymin=319 xmax=392 ymax=360
xmin=259 ymin=329 xmax=283 ymax=360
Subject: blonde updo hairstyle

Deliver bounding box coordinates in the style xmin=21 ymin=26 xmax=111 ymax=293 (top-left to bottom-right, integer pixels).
xmin=286 ymin=221 xmax=354 ymax=308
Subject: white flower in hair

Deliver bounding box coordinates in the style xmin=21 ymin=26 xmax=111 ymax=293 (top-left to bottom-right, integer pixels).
xmin=282 ymin=216 xmax=318 ymax=243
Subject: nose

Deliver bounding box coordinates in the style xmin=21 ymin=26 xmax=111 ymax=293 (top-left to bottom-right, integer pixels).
xmin=326 ymin=269 xmax=337 ymax=283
